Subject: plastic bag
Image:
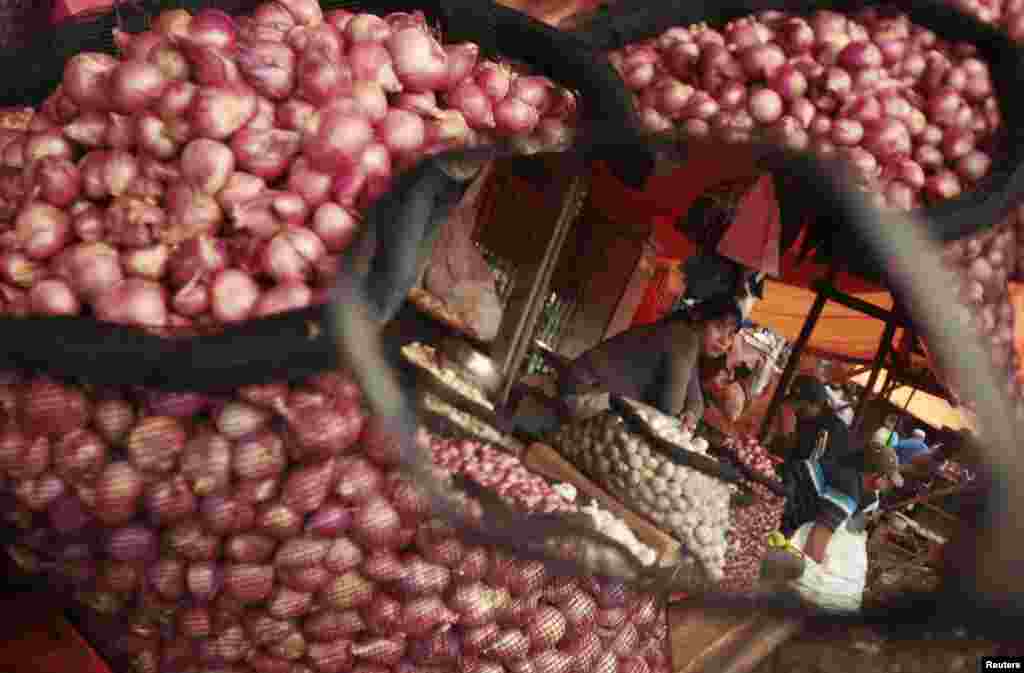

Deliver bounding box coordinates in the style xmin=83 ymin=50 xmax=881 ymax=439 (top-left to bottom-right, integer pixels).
xmin=787 ymin=518 xmax=869 ymax=613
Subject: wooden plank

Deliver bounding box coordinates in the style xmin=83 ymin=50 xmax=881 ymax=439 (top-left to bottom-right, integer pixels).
xmin=669 ymin=604 xmax=803 ymax=673
xmin=670 ymin=605 xmax=757 ymax=673
xmin=523 ymin=443 xmax=681 ymax=565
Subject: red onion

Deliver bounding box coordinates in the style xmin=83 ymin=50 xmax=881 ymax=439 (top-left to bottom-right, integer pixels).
xmin=306 ymin=501 xmax=353 ymax=538
xmin=324 ymin=536 xmax=364 ymax=575
xmin=279 ymin=400 xmax=363 ymax=462
xmin=232 ymin=128 xmax=301 ymax=180
xmin=209 ymin=268 xmax=260 ymax=323
xmin=224 ymin=563 xmax=275 ymax=603
xmin=943 ymin=128 xmax=976 ymax=160
xmin=295 ymin=53 xmax=353 ymax=106
xmin=108 ymin=61 xmax=169 ymax=114
xmin=180 ymin=138 xmax=235 ymax=194
xmin=63 ymin=53 xmax=118 ymax=111
xmin=145 ymin=475 xmax=196 ymax=523
xmin=235 ymin=41 xmax=297 ymax=101
xmin=254 ymin=281 xmax=313 ymax=316
xmin=48 ymin=493 xmax=92 ymax=534
xmin=15 ymin=202 xmax=70 ymax=260
xmin=740 ymin=44 xmax=786 ymax=79
xmin=191 ymin=86 xmax=257 ymax=139
xmin=388 ymin=27 xmax=448 ymax=92
xmin=281 ymin=458 xmax=335 ymax=514
xmin=52 ymin=428 xmax=107 ymax=484
xmin=926 ymin=170 xmax=962 ymax=200
xmin=352 ymin=637 xmax=407 ymax=667
xmin=494 ymin=98 xmax=540 ymax=135
xmin=304 ymin=105 xmax=374 ymax=173
xmin=444 ymin=42 xmax=480 ymax=90
xmin=333 ymin=457 xmax=383 ymax=505
xmin=94 ymin=279 xmax=167 ymax=328
xmin=95 ymin=461 xmax=144 ymax=525
xmin=0 ymin=428 xmax=47 ymax=479
xmin=167 ymin=234 xmax=229 ymax=287
xmin=957 ymin=149 xmax=991 ymax=182
xmin=27 ymin=278 xmax=79 ymax=316
xmin=863 ymin=118 xmax=911 ymax=158
xmin=322 ymin=570 xmax=375 ymax=611
xmin=108 ymin=525 xmax=158 ymax=562
xmin=181 ymin=431 xmax=232 ymax=496
xmin=125 ymin=416 xmax=186 ymax=474
xmin=351 ymin=497 xmax=403 ymax=549
xmin=347 ymin=13 xmax=391 ymax=43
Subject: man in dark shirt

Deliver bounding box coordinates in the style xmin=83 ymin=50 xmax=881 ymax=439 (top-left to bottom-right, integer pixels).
xmin=777 ymin=375 xmax=854 ymax=463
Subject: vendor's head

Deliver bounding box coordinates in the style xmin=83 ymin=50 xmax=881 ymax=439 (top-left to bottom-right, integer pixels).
xmin=865 ymin=435 xmax=905 ymax=491
xmin=689 ymin=295 xmax=742 ymax=358
xmin=785 ymin=374 xmax=830 ymax=420
xmin=884 ymin=414 xmax=899 ymax=430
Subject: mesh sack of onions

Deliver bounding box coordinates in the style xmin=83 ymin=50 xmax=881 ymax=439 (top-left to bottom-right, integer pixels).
xmin=0 ymin=0 xmax=580 ymax=331
xmin=0 ymin=371 xmax=671 ymax=673
xmin=711 ymin=437 xmax=785 ymax=594
xmin=551 ymin=398 xmax=750 ymax=587
xmin=608 ymin=6 xmax=1004 ymax=212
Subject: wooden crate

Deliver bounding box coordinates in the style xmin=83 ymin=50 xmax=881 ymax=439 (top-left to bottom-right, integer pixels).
xmin=523 ymin=443 xmax=682 ymax=565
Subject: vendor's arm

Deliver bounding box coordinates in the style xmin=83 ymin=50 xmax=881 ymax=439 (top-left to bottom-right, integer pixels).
xmin=657 ymin=323 xmax=702 ymax=417
xmin=682 ymin=372 xmax=704 ymax=429
xmin=803 ymin=516 xmax=836 ymax=564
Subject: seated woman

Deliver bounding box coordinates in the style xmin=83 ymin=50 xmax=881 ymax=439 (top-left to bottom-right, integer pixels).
xmin=559 ymin=294 xmax=742 ymax=430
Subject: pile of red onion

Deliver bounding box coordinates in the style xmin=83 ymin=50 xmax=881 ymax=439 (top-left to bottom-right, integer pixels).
xmin=613 ymin=7 xmax=1002 ymax=210
xmin=429 ymin=437 xmax=577 ymax=515
xmin=0 ymin=369 xmax=670 ymax=673
xmin=0 ymin=0 xmax=577 ymax=328
xmin=717 ymin=437 xmax=785 ymax=594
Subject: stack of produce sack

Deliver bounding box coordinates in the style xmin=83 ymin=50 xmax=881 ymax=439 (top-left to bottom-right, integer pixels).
xmin=551 ymin=397 xmax=756 ymax=587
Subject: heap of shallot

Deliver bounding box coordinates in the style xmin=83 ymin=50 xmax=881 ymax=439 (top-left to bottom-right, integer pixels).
xmin=0 ymin=1 xmax=577 ymax=328
xmin=614 ymin=7 xmax=1003 ymax=210
xmin=429 ymin=436 xmax=577 ymax=515
xmin=716 ymin=437 xmax=786 ymax=594
xmin=1 ymin=368 xmax=670 ymax=673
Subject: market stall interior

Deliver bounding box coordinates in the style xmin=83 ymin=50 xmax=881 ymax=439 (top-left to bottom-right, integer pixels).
xmin=0 ymin=0 xmax=1023 ymax=672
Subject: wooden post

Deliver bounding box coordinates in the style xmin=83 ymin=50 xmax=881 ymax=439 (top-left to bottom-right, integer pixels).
xmin=758 ymin=281 xmax=830 ymax=442
xmin=494 ymin=172 xmax=588 ymax=405
xmin=852 ymin=317 xmax=898 ymax=435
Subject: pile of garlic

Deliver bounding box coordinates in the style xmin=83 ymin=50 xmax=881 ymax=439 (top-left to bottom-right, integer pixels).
xmin=552 ymin=408 xmax=733 ymax=582
xmin=580 ymin=499 xmax=659 ymax=567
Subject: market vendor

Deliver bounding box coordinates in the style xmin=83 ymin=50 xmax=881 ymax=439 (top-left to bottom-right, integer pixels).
xmin=774 ymin=375 xmax=854 ymax=463
xmin=895 ymin=428 xmax=931 ymax=465
xmin=559 ymin=294 xmax=742 ymax=429
xmin=784 ymin=433 xmax=905 ymax=564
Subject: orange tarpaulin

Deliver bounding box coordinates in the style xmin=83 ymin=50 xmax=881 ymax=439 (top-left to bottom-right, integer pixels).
xmin=749 ymin=281 xmax=894 ymax=362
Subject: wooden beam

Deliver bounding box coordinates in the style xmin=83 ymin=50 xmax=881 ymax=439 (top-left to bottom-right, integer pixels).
xmin=810 ymin=280 xmax=912 ymax=328
xmin=758 ymin=278 xmax=831 ymax=442
xmin=852 ymin=317 xmax=898 ymax=435
xmin=495 ymin=171 xmax=588 ymax=404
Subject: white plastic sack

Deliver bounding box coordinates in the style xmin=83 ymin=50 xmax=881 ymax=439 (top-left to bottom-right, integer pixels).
xmin=787 ymin=517 xmax=869 ymax=613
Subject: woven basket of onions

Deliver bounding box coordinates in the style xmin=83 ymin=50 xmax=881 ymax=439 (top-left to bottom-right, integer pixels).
xmin=550 ymin=396 xmax=784 ymax=590
xmin=0 ymin=1 xmax=685 ymax=672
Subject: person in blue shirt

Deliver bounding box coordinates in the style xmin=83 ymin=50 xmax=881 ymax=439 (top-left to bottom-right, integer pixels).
xmin=895 ymin=428 xmax=931 ymax=464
